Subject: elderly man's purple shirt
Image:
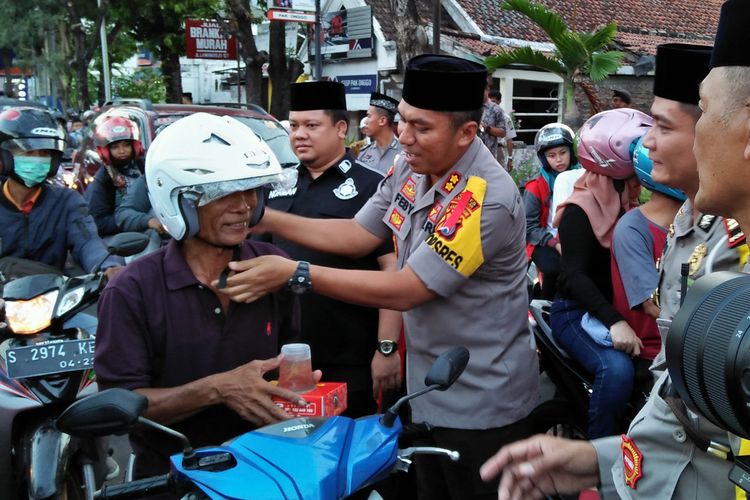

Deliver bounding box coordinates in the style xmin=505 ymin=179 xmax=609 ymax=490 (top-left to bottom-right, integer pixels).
xmin=95 ymin=239 xmax=300 ymax=475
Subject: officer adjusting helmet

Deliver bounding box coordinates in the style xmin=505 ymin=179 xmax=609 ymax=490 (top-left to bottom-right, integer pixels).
xmin=576 ymin=108 xmax=654 ymax=179
xmin=534 ymin=123 xmax=578 ymax=172
xmin=94 ymin=115 xmax=144 ymax=166
xmin=146 ymin=112 xmax=286 ymax=241
xmin=0 ymin=107 xmax=66 ymax=187
xmin=632 ymin=135 xmax=687 ymax=202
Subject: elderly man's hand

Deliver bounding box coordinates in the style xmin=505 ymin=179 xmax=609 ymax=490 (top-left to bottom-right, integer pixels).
xmin=480 ymin=434 xmax=599 ymax=500
xmin=214 ymin=256 xmax=297 ymax=303
xmin=103 ymin=266 xmax=125 ymax=284
xmin=215 ymin=356 xmax=322 ymax=427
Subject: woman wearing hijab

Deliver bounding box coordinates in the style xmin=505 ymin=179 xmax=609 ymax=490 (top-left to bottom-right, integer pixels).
xmin=551 ymin=109 xmax=653 ymax=439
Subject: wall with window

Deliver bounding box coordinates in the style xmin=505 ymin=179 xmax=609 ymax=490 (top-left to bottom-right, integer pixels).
xmin=490 ymin=68 xmax=563 ymax=146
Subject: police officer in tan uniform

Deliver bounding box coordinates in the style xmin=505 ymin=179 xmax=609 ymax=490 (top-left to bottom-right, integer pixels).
xmin=480 ymin=4 xmax=750 ymax=497
xmin=357 ymin=92 xmax=401 ymax=175
xmin=641 ymin=44 xmax=749 ymax=377
xmin=219 ymin=55 xmax=539 ymax=500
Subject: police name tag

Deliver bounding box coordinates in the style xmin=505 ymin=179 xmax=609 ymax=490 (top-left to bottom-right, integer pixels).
xmin=6 ymin=338 xmax=95 ymax=379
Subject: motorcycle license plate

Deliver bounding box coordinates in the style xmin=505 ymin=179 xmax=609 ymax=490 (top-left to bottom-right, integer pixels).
xmin=6 ymin=339 xmax=95 ymax=379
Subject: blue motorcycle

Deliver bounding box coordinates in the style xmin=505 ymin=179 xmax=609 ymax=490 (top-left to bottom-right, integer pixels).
xmin=56 ymin=347 xmax=469 ymax=499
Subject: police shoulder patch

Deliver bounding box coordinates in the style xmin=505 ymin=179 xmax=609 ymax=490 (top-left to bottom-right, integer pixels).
xmin=424 ymin=176 xmax=486 ymax=277
xmin=724 ymin=218 xmax=746 ymax=249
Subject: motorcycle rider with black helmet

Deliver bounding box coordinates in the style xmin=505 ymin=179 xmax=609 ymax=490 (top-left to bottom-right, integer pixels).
xmin=0 ymin=106 xmax=120 ymax=277
xmin=523 ymin=123 xmax=580 ymax=299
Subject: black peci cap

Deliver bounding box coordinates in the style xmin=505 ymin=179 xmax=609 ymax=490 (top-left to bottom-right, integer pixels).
xmin=369 ymin=92 xmax=399 ymax=114
xmin=402 ymin=54 xmax=487 ymax=111
xmin=290 ymin=81 xmax=347 ymax=111
xmin=654 ymin=44 xmax=713 ymax=105
xmin=711 ymin=0 xmax=750 ymax=68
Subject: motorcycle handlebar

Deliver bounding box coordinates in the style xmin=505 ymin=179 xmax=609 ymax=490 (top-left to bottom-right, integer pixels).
xmin=95 ymin=474 xmax=173 ymax=500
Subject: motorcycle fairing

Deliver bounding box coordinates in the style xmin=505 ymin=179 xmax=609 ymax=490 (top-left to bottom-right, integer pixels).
xmin=171 ymin=415 xmax=401 ymax=500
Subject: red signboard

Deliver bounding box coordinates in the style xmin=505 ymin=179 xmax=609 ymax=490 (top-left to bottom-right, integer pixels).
xmin=185 ymin=19 xmax=237 ymax=60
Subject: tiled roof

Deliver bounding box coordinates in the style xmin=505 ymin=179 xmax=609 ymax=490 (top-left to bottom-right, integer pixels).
xmin=367 ymin=0 xmax=721 ymax=56
xmin=456 ymin=0 xmax=722 ymax=55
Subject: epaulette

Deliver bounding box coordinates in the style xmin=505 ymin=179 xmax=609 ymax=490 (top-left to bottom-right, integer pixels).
xmin=697 ymin=214 xmax=717 ymax=232
xmin=724 ymin=218 xmax=746 ymax=249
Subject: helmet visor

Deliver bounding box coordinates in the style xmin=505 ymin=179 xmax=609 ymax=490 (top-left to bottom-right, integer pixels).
xmin=187 ymin=167 xmax=295 ymax=207
xmin=2 ymin=136 xmax=66 ymax=154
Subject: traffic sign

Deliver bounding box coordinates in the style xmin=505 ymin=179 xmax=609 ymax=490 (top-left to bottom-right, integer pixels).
xmin=267 ymin=9 xmax=316 ymax=23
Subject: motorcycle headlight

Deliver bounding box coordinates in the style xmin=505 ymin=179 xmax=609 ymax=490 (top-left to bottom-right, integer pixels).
xmin=57 ymin=287 xmax=84 ymax=317
xmin=62 ymin=171 xmax=76 ymax=189
xmin=5 ymin=290 xmax=59 ymax=334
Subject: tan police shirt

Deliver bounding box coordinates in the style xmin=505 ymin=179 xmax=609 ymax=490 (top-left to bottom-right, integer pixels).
xmin=355 ymin=137 xmax=539 ymax=429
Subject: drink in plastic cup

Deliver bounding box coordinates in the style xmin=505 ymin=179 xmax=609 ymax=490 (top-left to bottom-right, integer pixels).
xmin=278 ymin=343 xmax=316 ymax=393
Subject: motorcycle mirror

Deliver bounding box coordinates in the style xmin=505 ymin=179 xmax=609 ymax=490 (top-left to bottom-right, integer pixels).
xmin=381 ymin=346 xmax=469 ymax=427
xmin=107 ymin=232 xmax=150 ymax=257
xmin=424 ymin=346 xmax=470 ymax=391
xmin=56 ymin=388 xmax=148 ymax=437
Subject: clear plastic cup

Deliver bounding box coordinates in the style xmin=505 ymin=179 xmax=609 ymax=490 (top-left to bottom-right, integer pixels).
xmin=278 ymin=343 xmax=316 ymax=393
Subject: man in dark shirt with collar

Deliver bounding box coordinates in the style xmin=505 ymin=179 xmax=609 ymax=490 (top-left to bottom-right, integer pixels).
xmin=94 ymin=113 xmax=306 ymax=479
xmin=264 ymin=81 xmax=402 ymax=417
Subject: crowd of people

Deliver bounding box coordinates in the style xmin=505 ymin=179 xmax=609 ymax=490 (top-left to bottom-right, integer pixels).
xmin=0 ymin=0 xmax=748 ymax=498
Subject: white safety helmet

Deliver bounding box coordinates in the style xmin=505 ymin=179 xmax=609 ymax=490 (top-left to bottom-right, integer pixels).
xmin=146 ymin=112 xmax=284 ymax=241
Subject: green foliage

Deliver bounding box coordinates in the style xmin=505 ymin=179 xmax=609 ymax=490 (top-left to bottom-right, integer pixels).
xmin=112 ymin=69 xmax=166 ymax=103
xmin=587 ymin=50 xmax=625 ymax=81
xmin=486 ymin=47 xmax=565 ymax=77
xmin=485 ymin=0 xmax=624 ymax=122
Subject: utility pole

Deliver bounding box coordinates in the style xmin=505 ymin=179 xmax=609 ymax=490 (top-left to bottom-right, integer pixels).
xmin=432 ymin=0 xmax=440 ymax=53
xmin=97 ymin=0 xmax=111 ymax=102
xmin=314 ymin=0 xmax=323 ymax=80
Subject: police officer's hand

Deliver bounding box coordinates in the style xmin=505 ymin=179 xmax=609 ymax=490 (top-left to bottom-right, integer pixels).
xmin=610 ymin=320 xmax=643 ymax=357
xmin=147 ymin=217 xmax=166 ymax=235
xmin=215 ymin=256 xmax=297 ymax=303
xmin=371 ymin=351 xmax=401 ymax=399
xmin=216 ymin=356 xmax=322 ymax=427
xmin=480 ymin=434 xmax=599 ymax=500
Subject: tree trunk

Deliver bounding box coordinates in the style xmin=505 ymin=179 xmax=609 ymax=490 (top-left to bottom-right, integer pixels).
xmin=244 ymin=58 xmax=263 ymax=106
xmin=1 ymin=50 xmax=13 ymax=97
xmin=268 ymin=21 xmax=291 ymax=118
xmin=71 ymin=25 xmax=90 ymax=108
xmin=390 ymin=0 xmax=428 ymax=70
xmin=577 ymin=78 xmax=602 ymax=116
xmin=161 ymin=50 xmax=183 ymax=103
xmin=224 ymin=0 xmax=264 ymax=106
xmin=562 ymin=78 xmax=583 ymax=129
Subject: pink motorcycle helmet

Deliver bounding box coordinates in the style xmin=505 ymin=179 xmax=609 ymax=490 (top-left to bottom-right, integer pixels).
xmin=575 ymin=108 xmax=654 ymax=179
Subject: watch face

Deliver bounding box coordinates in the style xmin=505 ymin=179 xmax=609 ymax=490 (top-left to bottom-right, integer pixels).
xmin=379 ymin=341 xmax=395 ymax=355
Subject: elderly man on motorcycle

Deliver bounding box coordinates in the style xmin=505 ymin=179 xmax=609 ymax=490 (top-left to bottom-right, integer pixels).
xmin=0 ymin=106 xmax=120 ymax=278
xmin=94 ymin=112 xmax=314 ymax=480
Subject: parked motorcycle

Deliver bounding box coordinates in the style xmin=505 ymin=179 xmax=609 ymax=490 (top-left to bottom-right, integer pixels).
xmin=528 ymin=299 xmax=649 ymax=439
xmin=55 ymin=347 xmax=470 ymax=500
xmin=0 ymin=232 xmax=149 ymax=499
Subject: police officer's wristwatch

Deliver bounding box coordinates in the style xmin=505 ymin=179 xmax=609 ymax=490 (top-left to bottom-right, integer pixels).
xmin=287 ymin=261 xmax=312 ymax=295
xmin=376 ymin=340 xmax=399 ymax=357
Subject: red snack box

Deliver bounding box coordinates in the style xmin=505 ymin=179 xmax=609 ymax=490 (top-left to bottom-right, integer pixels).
xmin=272 ymin=382 xmax=348 ymax=417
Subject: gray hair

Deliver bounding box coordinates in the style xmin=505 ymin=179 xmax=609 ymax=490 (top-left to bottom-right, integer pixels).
xmin=718 ymin=66 xmax=750 ymax=123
